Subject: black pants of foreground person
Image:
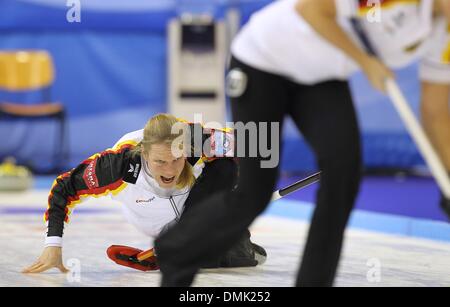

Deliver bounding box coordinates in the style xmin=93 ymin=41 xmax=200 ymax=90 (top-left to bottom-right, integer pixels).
xmin=179 ymin=158 xmax=264 ymax=269
xmin=155 ymin=57 xmax=363 ymax=287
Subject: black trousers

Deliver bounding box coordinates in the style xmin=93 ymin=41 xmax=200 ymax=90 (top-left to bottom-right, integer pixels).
xmin=181 ymin=158 xmax=260 ymax=269
xmin=155 ymin=57 xmax=363 ymax=287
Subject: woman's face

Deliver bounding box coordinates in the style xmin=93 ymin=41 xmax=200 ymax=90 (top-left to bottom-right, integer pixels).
xmin=145 ymin=143 xmax=186 ymax=189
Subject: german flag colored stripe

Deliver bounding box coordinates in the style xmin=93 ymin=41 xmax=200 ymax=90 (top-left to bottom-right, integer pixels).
xmin=43 ymin=172 xmax=72 ymax=223
xmin=358 ymin=0 xmax=419 ymax=15
xmin=137 ymin=249 xmax=155 ymax=261
xmin=84 ymin=141 xmax=137 ymax=164
xmin=63 ymin=180 xmax=128 ymax=223
xmin=43 ymin=142 xmax=135 ymax=223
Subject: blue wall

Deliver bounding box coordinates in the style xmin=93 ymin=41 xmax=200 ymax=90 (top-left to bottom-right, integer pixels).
xmin=0 ymin=0 xmax=424 ymax=172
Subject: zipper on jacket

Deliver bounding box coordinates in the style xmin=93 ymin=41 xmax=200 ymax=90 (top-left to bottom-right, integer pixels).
xmin=169 ymin=197 xmax=181 ymax=222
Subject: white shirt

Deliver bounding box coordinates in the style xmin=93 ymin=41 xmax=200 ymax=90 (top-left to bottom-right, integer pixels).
xmin=231 ymin=0 xmax=450 ymax=84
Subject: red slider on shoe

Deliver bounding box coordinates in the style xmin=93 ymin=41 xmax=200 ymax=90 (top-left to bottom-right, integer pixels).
xmin=107 ymin=245 xmax=159 ymax=272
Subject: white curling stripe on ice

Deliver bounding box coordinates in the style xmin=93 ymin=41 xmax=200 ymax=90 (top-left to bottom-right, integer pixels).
xmin=386 ymin=79 xmax=450 ymax=199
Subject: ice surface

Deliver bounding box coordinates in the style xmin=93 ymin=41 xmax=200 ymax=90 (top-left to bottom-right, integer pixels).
xmin=1 ymin=190 xmax=449 ymax=287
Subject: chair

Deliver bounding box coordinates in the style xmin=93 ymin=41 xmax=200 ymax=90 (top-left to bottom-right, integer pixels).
xmin=0 ymin=50 xmax=68 ymax=173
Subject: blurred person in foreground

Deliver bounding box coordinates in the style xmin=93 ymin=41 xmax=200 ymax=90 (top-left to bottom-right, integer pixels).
xmin=155 ymin=0 xmax=450 ymax=287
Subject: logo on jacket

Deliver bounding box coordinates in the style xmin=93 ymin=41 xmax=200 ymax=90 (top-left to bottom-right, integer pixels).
xmin=83 ymin=159 xmax=99 ymax=189
xmin=128 ymin=163 xmax=140 ymax=179
xmin=136 ymin=197 xmax=155 ymax=204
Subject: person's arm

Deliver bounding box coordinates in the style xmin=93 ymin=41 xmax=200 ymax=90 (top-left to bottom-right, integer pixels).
xmin=23 ymin=143 xmax=135 ymax=274
xmin=296 ymin=0 xmax=394 ymax=92
xmin=435 ymin=0 xmax=450 ymax=20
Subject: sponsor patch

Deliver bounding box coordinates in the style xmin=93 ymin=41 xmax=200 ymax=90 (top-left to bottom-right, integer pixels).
xmin=83 ymin=159 xmax=99 ymax=189
xmin=124 ymin=161 xmax=141 ymax=184
xmin=210 ymin=130 xmax=235 ymax=158
xmin=136 ymin=197 xmax=156 ymax=204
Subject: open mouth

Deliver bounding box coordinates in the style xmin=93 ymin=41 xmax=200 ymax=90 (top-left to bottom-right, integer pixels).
xmin=160 ymin=176 xmax=175 ymax=184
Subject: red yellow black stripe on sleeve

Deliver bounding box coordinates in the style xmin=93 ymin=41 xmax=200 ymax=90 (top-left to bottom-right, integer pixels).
xmin=84 ymin=140 xmax=138 ymax=163
xmin=357 ymin=0 xmax=419 ymax=15
xmin=44 ymin=141 xmax=137 ymax=224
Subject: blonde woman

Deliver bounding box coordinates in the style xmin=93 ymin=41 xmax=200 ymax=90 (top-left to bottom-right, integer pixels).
xmin=23 ymin=113 xmax=266 ymax=273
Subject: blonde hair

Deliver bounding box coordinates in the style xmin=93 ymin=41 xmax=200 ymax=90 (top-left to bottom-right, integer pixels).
xmin=132 ymin=113 xmax=195 ymax=189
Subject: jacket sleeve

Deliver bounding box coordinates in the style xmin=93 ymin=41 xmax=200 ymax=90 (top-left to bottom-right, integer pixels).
xmin=44 ymin=142 xmax=136 ymax=246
